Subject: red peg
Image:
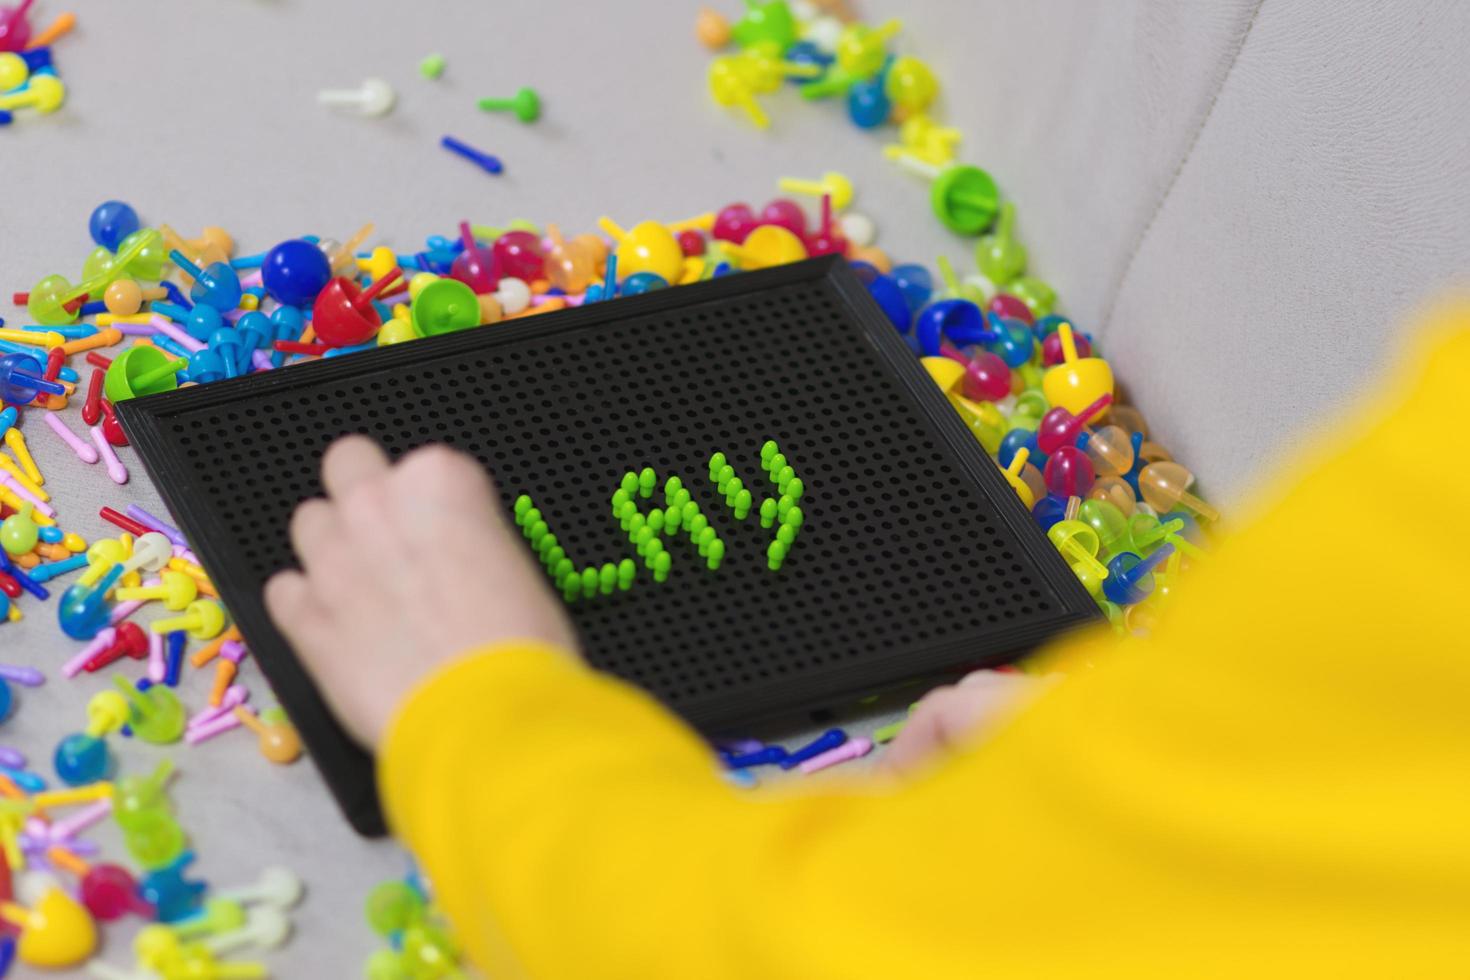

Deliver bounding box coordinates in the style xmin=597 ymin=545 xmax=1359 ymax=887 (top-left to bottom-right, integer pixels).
xmin=100 ymin=399 xmax=128 ymax=447
xmin=86 ymin=352 xmax=114 ymax=371
xmin=43 ymin=347 xmax=64 ymax=383
xmin=712 ymin=202 xmax=757 ymax=244
xmin=759 ymin=198 xmax=807 ymax=237
xmin=311 ymin=267 xmax=402 ymax=347
xmin=448 ymin=221 xmax=499 ymax=293
xmin=99 ymin=507 xmax=149 ymax=538
xmin=1042 ymin=329 xmax=1091 ymax=366
xmin=987 ymin=293 xmax=1033 ymax=324
xmin=84 ymin=622 xmax=149 ymax=672
xmin=82 ymin=369 xmax=104 ymax=427
xmin=0 ymin=572 xmax=20 ymax=599
xmin=491 ymin=230 xmax=544 ymax=283
xmin=677 ymin=229 xmax=707 ymax=257
xmin=1036 ymin=393 xmax=1112 ymax=455
xmin=804 ymin=193 xmax=847 ymax=257
xmin=962 ymin=351 xmax=1013 ymax=402
xmin=272 ymin=340 xmax=332 ymax=356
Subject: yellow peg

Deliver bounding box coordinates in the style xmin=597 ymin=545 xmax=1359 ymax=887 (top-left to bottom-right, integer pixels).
xmin=777 ymin=171 xmax=854 ymax=210
xmin=0 ymin=328 xmax=64 ymax=350
xmin=0 ymin=455 xmax=48 ymax=501
xmin=32 ymin=784 xmax=114 ymax=809
xmin=1002 ymin=447 xmax=1036 ymax=509
xmin=330 ymin=223 xmax=376 ymax=273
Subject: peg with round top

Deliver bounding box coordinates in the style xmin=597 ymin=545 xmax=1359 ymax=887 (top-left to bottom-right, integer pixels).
xmin=312 ymin=267 xmax=402 ymax=347
xmin=150 ymin=599 xmax=226 ymax=640
xmin=1138 ymin=461 xmax=1218 ymax=522
xmin=318 ymin=77 xmax=396 ymax=116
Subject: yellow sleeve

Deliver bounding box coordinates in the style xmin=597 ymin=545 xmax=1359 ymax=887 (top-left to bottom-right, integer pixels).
xmin=381 ymin=311 xmax=1470 ymax=979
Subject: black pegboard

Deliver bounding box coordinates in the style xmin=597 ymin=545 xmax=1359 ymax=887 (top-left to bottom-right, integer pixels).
xmin=118 ymin=257 xmax=1097 ymax=835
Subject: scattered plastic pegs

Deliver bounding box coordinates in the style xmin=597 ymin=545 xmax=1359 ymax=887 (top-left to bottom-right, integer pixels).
xmin=317 ymin=77 xmax=396 ymax=116
xmin=778 ymin=171 xmax=854 ymax=210
xmin=102 ymin=345 xmax=188 ymax=402
xmin=168 ymin=249 xmax=242 ymax=313
xmin=410 ymin=277 xmax=481 ymax=337
xmin=0 ymin=71 xmax=63 ymax=113
xmin=54 ymin=690 xmax=128 ymax=786
xmin=0 ymin=885 xmax=97 ymax=969
xmin=1138 ymin=460 xmax=1219 ymax=522
xmin=150 ymin=599 xmax=226 ymax=640
xmin=477 ymin=86 xmax=541 ymax=123
xmin=1102 ymin=544 xmax=1175 ymax=605
xmin=440 ymin=135 xmax=504 ymax=175
xmin=720 ymin=223 xmax=808 ymax=269
xmin=1036 ymin=393 xmax=1112 ymax=455
xmin=0 ymin=350 xmax=67 ymax=404
xmin=1042 ymin=322 xmax=1115 ymax=418
xmin=113 ymin=675 xmax=185 ymax=744
xmin=261 ymin=238 xmax=332 ymax=308
xmin=311 ymin=267 xmax=402 ymax=347
xmin=599 ymin=217 xmax=685 ymax=284
xmin=448 ymin=221 xmax=498 ymax=293
xmin=233 ymin=706 xmax=303 ymax=765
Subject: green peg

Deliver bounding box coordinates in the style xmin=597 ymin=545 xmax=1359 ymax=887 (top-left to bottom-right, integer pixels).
xmin=759 ymin=498 xmax=777 ymax=528
xmin=724 ymin=476 xmax=744 ymax=506
xmin=708 ymin=452 xmax=727 ymax=481
xmin=598 ymin=563 xmax=618 ymax=595
xmin=0 ymin=503 xmax=38 ymax=557
xmin=521 ymin=508 xmax=542 ymax=532
xmin=715 ymin=464 xmax=735 ymax=492
xmin=536 ymin=534 xmax=558 ymax=557
xmin=477 ymin=86 xmax=542 ymax=124
xmin=928 ymin=164 xmax=1000 ymax=236
xmin=785 ymin=506 xmax=805 ymax=529
xmin=122 ymin=809 xmax=187 ymax=871
xmin=775 ymin=465 xmax=795 ymax=492
xmin=561 ymin=574 xmax=580 ymax=602
xmin=664 ymin=476 xmax=683 ymax=499
xmin=104 ymin=346 xmax=189 ymax=402
xmin=634 ymin=526 xmax=655 ymax=550
xmin=696 ymin=526 xmax=716 ymax=557
xmin=580 ymin=567 xmax=598 ymax=598
xmin=730 ymin=0 xmax=797 ymax=51
xmin=672 ymin=489 xmax=692 ymax=510
xmin=513 ymin=495 xmax=533 ymax=523
xmin=620 ymin=472 xmax=639 ymax=496
xmin=766 ymin=452 xmax=786 ymax=475
xmin=617 ymin=501 xmax=638 ymax=531
xmin=733 ymin=489 xmax=752 ymax=520
xmin=873 ymin=719 xmax=907 ymax=743
xmin=553 ymin=558 xmax=574 ymax=582
xmin=419 ymin=53 xmax=446 ymax=80
xmin=410 ymin=277 xmax=481 ymax=337
xmin=767 ymin=539 xmax=787 ymax=570
xmin=114 ymin=675 xmax=185 ymax=744
xmin=643 ymin=538 xmax=665 ymax=564
xmin=527 ymin=520 xmax=548 ymax=544
xmin=934 ymin=254 xmax=985 ymax=305
xmin=652 ymin=551 xmax=672 ymax=583
xmin=974 ymin=202 xmax=1026 ymax=286
xmin=611 ymin=488 xmax=631 ymax=511
xmin=760 ymin=439 xmax=779 ymax=464
xmin=544 ymin=545 xmax=565 ymax=569
xmin=776 ymin=524 xmax=796 ymax=546
xmin=627 ymin=513 xmax=647 ymax=536
xmin=618 ymin=558 xmax=636 ymax=590
xmin=638 ymin=467 xmax=657 ymax=497
xmin=647 ymin=509 xmax=665 ymax=533
xmin=113 ymin=759 xmax=174 ymax=831
xmin=784 ymin=478 xmax=804 ymax=502
xmin=776 ymin=495 xmax=794 ymax=521
xmin=664 ymin=504 xmax=683 ymax=533
xmin=706 ymin=539 xmax=725 ymax=570
xmin=687 ymin=512 xmax=708 ymax=538
xmin=1008 ymin=275 xmax=1057 ymax=318
xmin=366 ymin=881 xmax=426 ymax=937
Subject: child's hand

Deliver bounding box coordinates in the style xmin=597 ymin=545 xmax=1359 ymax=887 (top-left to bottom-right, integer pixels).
xmin=263 ymin=436 xmax=579 ymax=750
xmin=881 ymin=669 xmax=1054 ymax=774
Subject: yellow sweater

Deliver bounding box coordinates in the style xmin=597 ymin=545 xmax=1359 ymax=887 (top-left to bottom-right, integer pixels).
xmin=381 ymin=313 xmax=1470 ymax=978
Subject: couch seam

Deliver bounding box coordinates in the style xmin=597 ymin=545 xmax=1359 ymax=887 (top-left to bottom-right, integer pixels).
xmin=1096 ymin=0 xmax=1268 ymax=336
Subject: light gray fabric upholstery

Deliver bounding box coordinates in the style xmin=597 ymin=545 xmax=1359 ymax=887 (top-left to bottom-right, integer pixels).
xmin=3 ymin=2 xmax=1466 ymax=973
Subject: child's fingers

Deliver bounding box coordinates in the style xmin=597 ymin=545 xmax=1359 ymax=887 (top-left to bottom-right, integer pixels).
xmin=321 ymin=435 xmax=391 ymax=500
xmin=288 ymin=497 xmax=343 ymax=576
xmin=262 ymin=568 xmax=323 ymax=646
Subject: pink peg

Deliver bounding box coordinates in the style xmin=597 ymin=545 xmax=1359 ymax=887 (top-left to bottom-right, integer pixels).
xmin=0 ymin=472 xmax=55 ymax=518
xmin=219 ymin=640 xmax=247 ymax=665
xmin=185 ymin=710 xmax=243 ymax=745
xmin=43 ymin=411 xmax=100 ymax=465
xmin=110 ymin=596 xmax=147 ymax=624
xmin=50 ymin=798 xmax=113 ymax=842
xmin=238 ymin=270 xmax=264 ymax=290
xmin=798 ymin=736 xmax=873 ymax=774
xmin=90 ymin=425 xmax=128 ymax=484
xmin=148 ymin=315 xmax=206 ymax=353
xmin=147 ymin=629 xmax=166 ymax=683
xmin=187 ymin=685 xmax=249 ymax=730
xmin=63 ymin=628 xmax=117 ymax=678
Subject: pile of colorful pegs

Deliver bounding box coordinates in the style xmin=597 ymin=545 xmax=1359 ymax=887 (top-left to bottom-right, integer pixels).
xmin=0 ymin=1 xmax=77 ymax=128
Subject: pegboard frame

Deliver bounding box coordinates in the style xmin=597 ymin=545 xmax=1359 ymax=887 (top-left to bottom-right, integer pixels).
xmin=119 ymin=256 xmax=1098 ymax=835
